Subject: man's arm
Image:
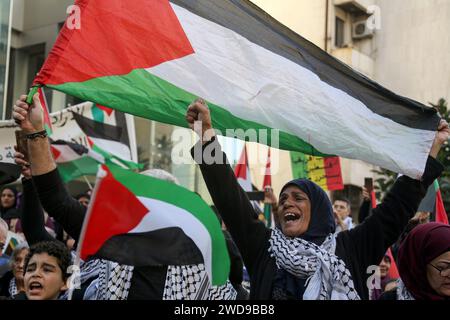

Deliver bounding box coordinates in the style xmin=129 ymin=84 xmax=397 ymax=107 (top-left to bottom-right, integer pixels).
xmin=13 ymin=94 xmax=56 ymax=175
xmin=13 ymin=94 xmax=86 ymax=241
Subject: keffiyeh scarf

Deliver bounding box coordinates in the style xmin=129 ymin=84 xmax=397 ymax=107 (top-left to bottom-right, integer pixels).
xmin=268 ymin=228 xmax=360 ymax=300
xmin=163 ymin=264 xmax=237 ymax=300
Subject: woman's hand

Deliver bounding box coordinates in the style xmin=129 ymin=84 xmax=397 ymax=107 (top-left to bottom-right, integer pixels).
xmin=429 ymin=119 xmax=450 ymax=159
xmin=186 ymin=98 xmax=215 ymax=144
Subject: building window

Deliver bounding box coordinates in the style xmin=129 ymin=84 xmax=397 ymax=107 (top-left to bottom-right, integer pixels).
xmin=335 ymin=17 xmax=345 ymax=48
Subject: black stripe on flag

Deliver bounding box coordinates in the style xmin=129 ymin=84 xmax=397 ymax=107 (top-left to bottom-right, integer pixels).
xmin=72 ymin=112 xmax=129 ymax=146
xmin=94 ymin=228 xmax=204 ymax=267
xmin=171 ymin=0 xmax=440 ymax=130
xmin=51 ymin=139 xmax=89 ymax=156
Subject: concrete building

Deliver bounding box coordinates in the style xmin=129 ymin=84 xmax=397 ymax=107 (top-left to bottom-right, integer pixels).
xmin=251 ymin=0 xmax=450 ymax=212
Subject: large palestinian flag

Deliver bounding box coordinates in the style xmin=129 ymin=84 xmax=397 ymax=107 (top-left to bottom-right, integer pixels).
xmin=33 ymin=0 xmax=440 ymax=179
xmin=78 ymin=164 xmax=230 ymax=285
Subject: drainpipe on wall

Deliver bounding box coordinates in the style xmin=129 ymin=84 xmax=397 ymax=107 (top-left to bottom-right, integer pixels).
xmin=324 ymin=0 xmax=329 ymax=53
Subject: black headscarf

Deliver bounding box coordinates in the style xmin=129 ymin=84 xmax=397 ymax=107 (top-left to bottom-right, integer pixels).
xmin=273 ymin=179 xmax=336 ymax=299
xmin=279 ymin=179 xmax=335 ymax=245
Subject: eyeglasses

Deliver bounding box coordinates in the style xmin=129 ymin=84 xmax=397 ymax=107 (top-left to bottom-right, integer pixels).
xmin=429 ymin=263 xmax=450 ymax=277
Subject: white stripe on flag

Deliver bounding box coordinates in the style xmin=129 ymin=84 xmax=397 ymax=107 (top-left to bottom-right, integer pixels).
xmin=147 ymin=3 xmax=435 ymax=178
xmin=131 ymin=197 xmax=213 ymax=282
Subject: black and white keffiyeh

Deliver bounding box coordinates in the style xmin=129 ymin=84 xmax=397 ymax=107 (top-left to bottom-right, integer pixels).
xmin=8 ymin=278 xmax=17 ymax=297
xmin=268 ymin=228 xmax=360 ymax=300
xmin=94 ymin=260 xmax=134 ymax=300
xmin=162 ymin=263 xmax=237 ymax=300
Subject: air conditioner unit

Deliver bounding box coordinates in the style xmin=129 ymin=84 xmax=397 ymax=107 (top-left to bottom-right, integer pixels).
xmin=352 ymin=20 xmax=374 ymax=40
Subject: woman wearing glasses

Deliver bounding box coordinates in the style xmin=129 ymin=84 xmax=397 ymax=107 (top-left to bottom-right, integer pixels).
xmin=382 ymin=222 xmax=450 ymax=300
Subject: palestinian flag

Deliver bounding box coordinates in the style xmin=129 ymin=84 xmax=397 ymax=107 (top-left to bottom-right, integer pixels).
xmin=263 ymin=149 xmax=272 ymax=228
xmin=234 ymin=145 xmax=252 ymax=192
xmin=73 ymin=111 xmax=131 ymax=162
xmin=33 ymin=0 xmax=440 ymax=179
xmin=37 ymin=87 xmax=53 ymax=135
xmin=51 ymin=139 xmax=140 ymax=182
xmin=434 ymin=181 xmax=449 ymax=224
xmin=86 ymin=137 xmax=142 ymax=171
xmin=262 ymin=149 xmax=272 ymax=189
xmin=2 ymin=232 xmax=24 ymax=256
xmin=78 ymin=164 xmax=230 ymax=285
xmin=291 ymin=152 xmax=344 ymax=191
xmin=51 ymin=140 xmax=104 ymax=182
xmin=419 ymin=180 xmax=449 ymax=224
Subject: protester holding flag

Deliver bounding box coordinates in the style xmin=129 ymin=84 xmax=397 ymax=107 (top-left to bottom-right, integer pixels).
xmin=381 ymin=223 xmax=450 ymax=300
xmin=186 ymin=99 xmax=449 ymax=300
xmin=12 ymin=93 xmax=235 ymax=300
xmin=358 ymin=187 xmax=373 ymax=224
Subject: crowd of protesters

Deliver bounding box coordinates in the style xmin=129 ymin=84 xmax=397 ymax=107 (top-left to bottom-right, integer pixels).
xmin=0 ymin=95 xmax=448 ymax=300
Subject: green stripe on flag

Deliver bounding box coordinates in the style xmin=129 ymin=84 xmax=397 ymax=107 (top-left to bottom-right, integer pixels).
xmin=91 ymin=104 xmax=105 ymax=123
xmin=92 ymin=144 xmax=143 ymax=171
xmin=107 ymin=164 xmax=230 ymax=285
xmin=57 ymin=157 xmax=100 ymax=182
xmin=48 ymin=69 xmax=327 ymax=156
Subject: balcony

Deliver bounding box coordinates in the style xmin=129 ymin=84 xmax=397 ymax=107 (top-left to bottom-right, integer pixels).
xmin=334 ymin=0 xmax=374 ymax=16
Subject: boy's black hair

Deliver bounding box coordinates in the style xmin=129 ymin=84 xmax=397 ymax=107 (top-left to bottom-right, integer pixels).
xmin=23 ymin=241 xmax=72 ymax=281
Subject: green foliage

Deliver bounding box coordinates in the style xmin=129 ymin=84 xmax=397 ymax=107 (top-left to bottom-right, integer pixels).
xmin=372 ymin=167 xmax=397 ymax=201
xmin=430 ymin=98 xmax=450 ymax=212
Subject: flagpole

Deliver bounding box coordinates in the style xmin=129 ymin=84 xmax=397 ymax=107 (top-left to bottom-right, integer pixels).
xmin=68 ymin=168 xmax=105 ymax=300
xmin=82 ymin=175 xmax=93 ymax=191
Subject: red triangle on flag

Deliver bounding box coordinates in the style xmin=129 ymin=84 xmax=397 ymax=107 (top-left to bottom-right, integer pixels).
xmin=96 ymin=104 xmax=114 ymax=116
xmin=436 ymin=189 xmax=449 ymax=224
xmin=80 ymin=166 xmax=149 ymax=261
xmin=386 ymin=247 xmax=399 ymax=279
xmin=263 ymin=148 xmax=271 ymax=188
xmin=50 ymin=145 xmax=61 ymax=160
xmin=234 ymin=146 xmax=248 ymax=180
xmin=34 ymin=0 xmax=194 ymax=86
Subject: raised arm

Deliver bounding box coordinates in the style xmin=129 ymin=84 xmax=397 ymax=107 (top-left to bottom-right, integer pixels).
xmin=345 ymin=119 xmax=448 ymax=270
xmin=14 ymin=152 xmax=54 ymax=245
xmin=13 ymin=94 xmax=86 ymax=241
xmin=186 ymin=99 xmax=269 ymax=274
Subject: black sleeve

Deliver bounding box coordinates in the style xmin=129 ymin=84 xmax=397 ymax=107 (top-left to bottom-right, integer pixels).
xmin=191 ymin=138 xmax=269 ymax=275
xmin=358 ymin=199 xmax=371 ymax=224
xmin=20 ymin=178 xmax=55 ymax=245
xmin=32 ymin=169 xmax=86 ymax=242
xmin=223 ymin=230 xmax=244 ymax=285
xmin=345 ymin=156 xmax=444 ymax=270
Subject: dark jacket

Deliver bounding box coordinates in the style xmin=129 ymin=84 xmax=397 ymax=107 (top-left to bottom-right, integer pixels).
xmin=194 ymin=138 xmax=443 ymax=300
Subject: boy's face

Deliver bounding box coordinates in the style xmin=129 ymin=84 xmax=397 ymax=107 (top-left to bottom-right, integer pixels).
xmin=24 ymin=253 xmax=68 ymax=300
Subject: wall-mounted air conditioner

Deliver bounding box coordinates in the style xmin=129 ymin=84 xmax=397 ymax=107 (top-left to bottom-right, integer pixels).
xmin=352 ymin=20 xmax=374 ymax=40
